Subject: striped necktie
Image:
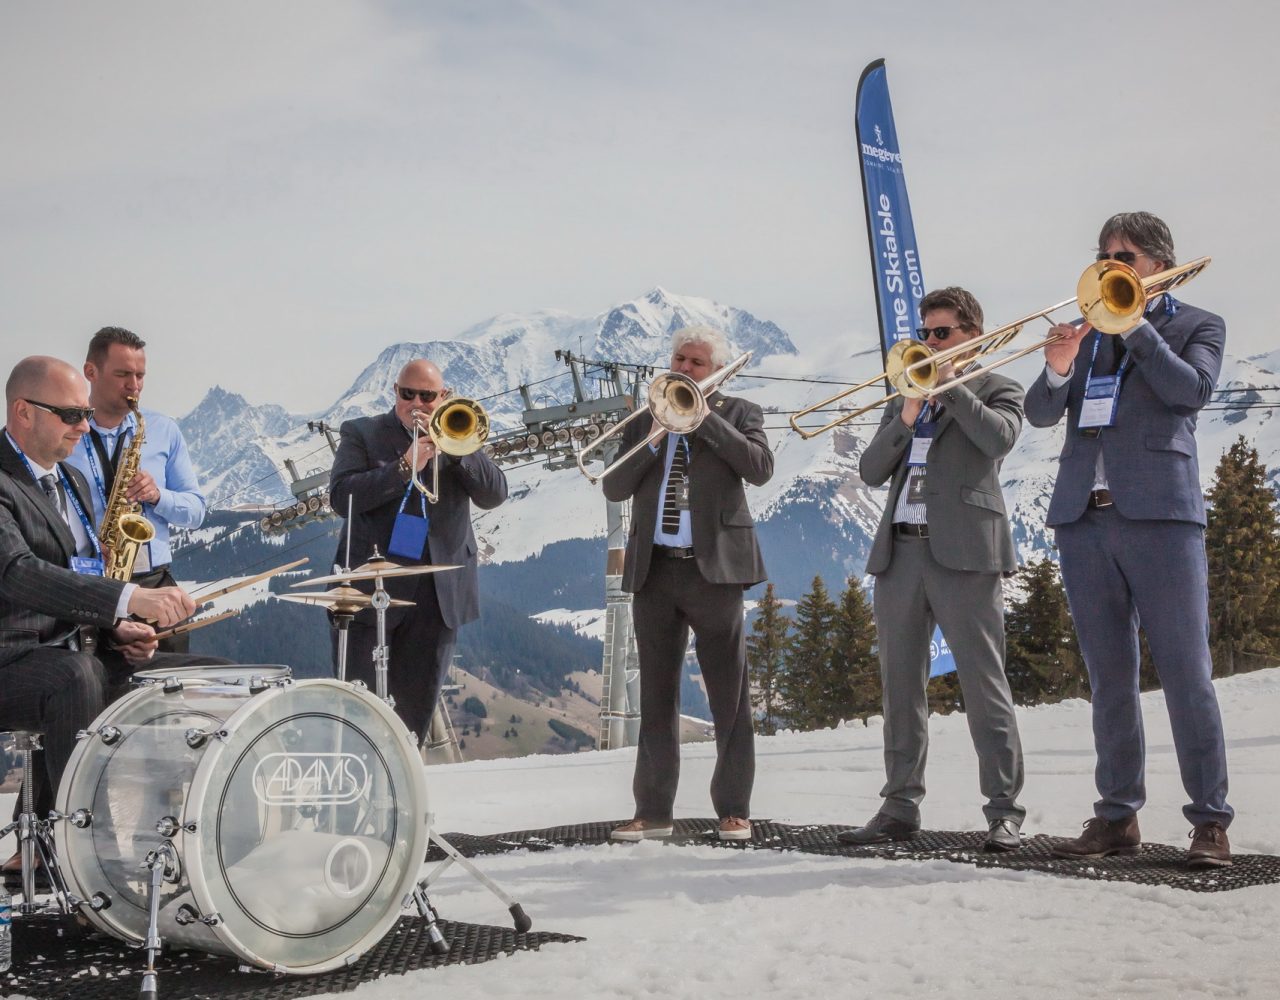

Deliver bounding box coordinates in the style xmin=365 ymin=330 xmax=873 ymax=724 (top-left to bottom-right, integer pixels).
xmin=39 ymin=473 xmax=66 ymax=517
xmin=661 ymin=436 xmax=688 ymax=534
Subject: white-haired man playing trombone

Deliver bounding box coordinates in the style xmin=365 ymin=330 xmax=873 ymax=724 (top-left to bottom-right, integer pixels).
xmin=602 ymin=326 xmax=773 ymax=843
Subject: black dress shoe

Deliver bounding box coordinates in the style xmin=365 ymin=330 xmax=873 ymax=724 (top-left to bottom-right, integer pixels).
xmin=837 ymin=812 xmax=920 ymax=845
xmin=984 ymin=817 xmax=1023 ymax=852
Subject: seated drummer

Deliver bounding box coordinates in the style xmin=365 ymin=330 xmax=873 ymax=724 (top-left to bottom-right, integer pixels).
xmin=0 ymin=356 xmax=226 ymax=875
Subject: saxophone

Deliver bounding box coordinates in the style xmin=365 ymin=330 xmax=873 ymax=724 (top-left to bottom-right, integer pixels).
xmin=100 ymin=397 xmax=156 ymax=581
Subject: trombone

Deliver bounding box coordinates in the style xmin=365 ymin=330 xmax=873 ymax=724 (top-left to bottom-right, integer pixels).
xmin=410 ymin=397 xmax=490 ymax=501
xmin=788 ymin=256 xmax=1211 ymax=439
xmin=576 ymin=351 xmax=754 ymax=485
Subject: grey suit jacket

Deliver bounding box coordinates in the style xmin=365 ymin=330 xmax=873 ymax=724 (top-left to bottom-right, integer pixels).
xmin=328 ymin=410 xmax=508 ymax=629
xmin=0 ymin=433 xmax=126 ymax=667
xmin=601 ymin=392 xmax=773 ymax=592
xmin=861 ymin=370 xmax=1023 ymax=576
xmin=1023 ymin=299 xmax=1223 ymax=526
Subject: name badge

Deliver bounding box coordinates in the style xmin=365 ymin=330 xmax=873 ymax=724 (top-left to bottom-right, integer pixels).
xmin=906 ymin=470 xmax=927 ymax=504
xmin=907 ymin=422 xmax=936 ymax=466
xmin=1079 ymin=375 xmax=1120 ymax=430
xmin=673 ymin=478 xmax=690 ymax=511
xmin=70 ymin=556 xmax=105 ymax=577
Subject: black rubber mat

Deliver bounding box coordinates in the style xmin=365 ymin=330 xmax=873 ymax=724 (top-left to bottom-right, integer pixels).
xmin=430 ymin=819 xmax=1278 ymax=893
xmin=1 ymin=913 xmax=582 ymax=1000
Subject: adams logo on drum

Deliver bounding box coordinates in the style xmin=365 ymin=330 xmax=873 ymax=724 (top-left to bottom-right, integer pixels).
xmin=251 ymin=752 xmax=371 ymax=806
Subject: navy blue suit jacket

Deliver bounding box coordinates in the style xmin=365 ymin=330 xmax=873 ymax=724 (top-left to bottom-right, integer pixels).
xmin=1024 ymin=298 xmax=1224 ymax=526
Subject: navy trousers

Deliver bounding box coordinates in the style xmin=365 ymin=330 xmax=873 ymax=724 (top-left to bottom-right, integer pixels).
xmin=1056 ymin=508 xmax=1232 ymax=828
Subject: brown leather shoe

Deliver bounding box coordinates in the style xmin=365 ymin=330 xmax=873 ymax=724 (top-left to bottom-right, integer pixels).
xmin=1051 ymin=815 xmax=1141 ymax=859
xmin=610 ymin=819 xmax=674 ymax=842
xmin=1187 ymin=822 xmax=1232 ymax=869
xmin=718 ymin=817 xmax=752 ymax=842
xmin=1 ymin=850 xmax=20 ymax=874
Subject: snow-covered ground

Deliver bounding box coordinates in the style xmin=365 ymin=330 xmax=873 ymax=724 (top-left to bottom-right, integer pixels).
xmin=6 ymin=669 xmax=1279 ymax=998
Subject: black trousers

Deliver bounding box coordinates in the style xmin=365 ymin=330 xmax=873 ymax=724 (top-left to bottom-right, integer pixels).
xmin=4 ymin=646 xmax=229 ymax=821
xmin=630 ymin=555 xmax=754 ymax=821
xmin=337 ymin=573 xmax=456 ymax=746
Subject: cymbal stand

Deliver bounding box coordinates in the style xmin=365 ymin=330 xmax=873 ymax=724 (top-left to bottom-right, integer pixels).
xmin=0 ymin=732 xmax=75 ymax=916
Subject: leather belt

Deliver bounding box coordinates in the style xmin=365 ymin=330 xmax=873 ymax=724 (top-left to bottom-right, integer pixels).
xmin=653 ymin=545 xmax=696 ymax=560
xmin=1087 ymin=489 xmax=1114 ymax=509
xmin=894 ymin=523 xmax=929 ymax=538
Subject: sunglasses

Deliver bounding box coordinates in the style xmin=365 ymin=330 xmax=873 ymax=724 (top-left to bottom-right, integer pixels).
xmin=25 ymin=399 xmax=95 ymax=425
xmin=396 ymin=386 xmax=442 ymax=404
xmin=1096 ymin=250 xmax=1142 ymax=264
xmin=915 ymin=325 xmax=967 ymax=342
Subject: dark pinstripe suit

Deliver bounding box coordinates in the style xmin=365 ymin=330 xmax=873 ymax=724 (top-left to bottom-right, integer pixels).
xmin=0 ymin=433 xmax=126 ymax=809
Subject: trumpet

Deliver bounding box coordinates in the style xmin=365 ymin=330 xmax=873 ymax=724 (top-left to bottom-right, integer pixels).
xmin=409 ymin=397 xmax=490 ymax=501
xmin=788 ymin=256 xmax=1210 ymax=439
xmin=576 ymin=351 xmax=753 ymax=484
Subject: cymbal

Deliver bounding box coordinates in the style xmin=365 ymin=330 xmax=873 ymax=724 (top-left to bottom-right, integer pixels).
xmin=279 ymin=586 xmax=416 ymax=611
xmin=295 ymin=560 xmax=462 ymax=587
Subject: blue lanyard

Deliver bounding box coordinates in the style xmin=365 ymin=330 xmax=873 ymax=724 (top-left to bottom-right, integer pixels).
xmin=81 ymin=418 xmax=135 ymax=510
xmin=11 ymin=441 xmax=102 ymax=559
xmin=1084 ymin=331 xmax=1131 ymax=388
xmin=397 ymin=477 xmax=428 ymax=518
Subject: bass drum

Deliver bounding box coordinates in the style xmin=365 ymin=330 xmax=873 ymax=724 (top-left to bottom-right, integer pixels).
xmin=56 ymin=676 xmax=429 ymax=974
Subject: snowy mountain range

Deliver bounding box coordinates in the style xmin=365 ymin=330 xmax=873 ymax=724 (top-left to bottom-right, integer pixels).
xmin=177 ymin=287 xmax=1279 ymax=603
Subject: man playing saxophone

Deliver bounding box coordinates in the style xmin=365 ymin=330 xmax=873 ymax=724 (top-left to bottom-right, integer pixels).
xmin=65 ymin=327 xmax=207 ymax=652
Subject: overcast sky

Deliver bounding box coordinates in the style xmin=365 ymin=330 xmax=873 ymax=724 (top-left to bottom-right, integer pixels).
xmin=1 ymin=1 xmax=1276 ymax=417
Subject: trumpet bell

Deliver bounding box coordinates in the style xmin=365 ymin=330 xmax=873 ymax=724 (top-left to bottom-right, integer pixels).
xmin=1077 ymin=260 xmax=1146 ymax=334
xmin=885 ymin=340 xmax=937 ymax=398
xmin=429 ymin=398 xmax=489 ymax=456
xmin=648 ymin=372 xmax=708 ymax=434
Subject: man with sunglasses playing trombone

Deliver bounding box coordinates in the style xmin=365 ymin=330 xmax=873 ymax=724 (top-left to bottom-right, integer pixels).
xmin=843 ymin=287 xmax=1026 ymax=852
xmin=328 ymin=359 xmax=507 ymax=743
xmin=1026 ymin=211 xmax=1232 ymax=868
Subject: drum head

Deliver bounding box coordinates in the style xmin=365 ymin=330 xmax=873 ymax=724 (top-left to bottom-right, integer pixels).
xmin=131 ymin=663 xmax=292 ymax=689
xmin=184 ymin=680 xmax=428 ymax=972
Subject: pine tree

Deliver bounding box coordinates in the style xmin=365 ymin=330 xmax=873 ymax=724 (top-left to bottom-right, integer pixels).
xmin=1004 ymin=556 xmax=1087 ymax=704
xmin=746 ymin=583 xmax=790 ymax=735
xmin=829 ymin=576 xmax=880 ymax=724
xmin=1205 ymin=435 xmax=1280 ymax=675
xmin=780 ymin=575 xmax=838 ymax=730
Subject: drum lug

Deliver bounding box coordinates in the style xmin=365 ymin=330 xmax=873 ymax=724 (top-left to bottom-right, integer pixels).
xmin=184 ymin=727 xmax=228 ymax=749
xmin=97 ymin=725 xmax=122 ymax=746
xmin=175 ymin=903 xmax=199 ymax=926
xmin=162 ymin=677 xmax=184 ymax=694
xmin=201 ymin=911 xmax=223 ymax=927
xmin=155 ymin=815 xmax=180 ymax=838
xmin=47 ymin=807 xmax=93 ymax=829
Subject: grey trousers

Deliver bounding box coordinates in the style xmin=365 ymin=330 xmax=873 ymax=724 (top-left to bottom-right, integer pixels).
xmin=630 ymin=556 xmax=754 ymax=821
xmin=872 ymin=535 xmax=1025 ymax=825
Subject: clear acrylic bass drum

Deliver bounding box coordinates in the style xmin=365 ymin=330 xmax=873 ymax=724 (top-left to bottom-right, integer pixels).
xmin=55 ymin=675 xmax=429 ymax=973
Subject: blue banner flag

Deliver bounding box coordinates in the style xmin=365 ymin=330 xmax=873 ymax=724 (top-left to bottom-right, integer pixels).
xmin=855 ymin=59 xmax=954 ymax=679
xmin=855 ymin=59 xmax=926 ymax=363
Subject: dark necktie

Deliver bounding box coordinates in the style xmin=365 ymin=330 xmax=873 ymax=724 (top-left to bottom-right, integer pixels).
xmin=39 ymin=473 xmax=66 ymax=517
xmin=661 ymin=436 xmax=688 ymax=534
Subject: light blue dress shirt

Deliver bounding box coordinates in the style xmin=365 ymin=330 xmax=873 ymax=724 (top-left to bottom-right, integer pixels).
xmin=65 ymin=407 xmax=207 ymax=572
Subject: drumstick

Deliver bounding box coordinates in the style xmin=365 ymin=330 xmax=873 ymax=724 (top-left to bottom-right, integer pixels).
xmin=153 ymin=608 xmax=240 ymax=640
xmin=190 ymin=557 xmax=309 ymax=603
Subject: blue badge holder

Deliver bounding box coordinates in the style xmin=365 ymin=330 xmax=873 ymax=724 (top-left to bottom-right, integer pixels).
xmin=388 ymin=480 xmax=431 ymax=560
